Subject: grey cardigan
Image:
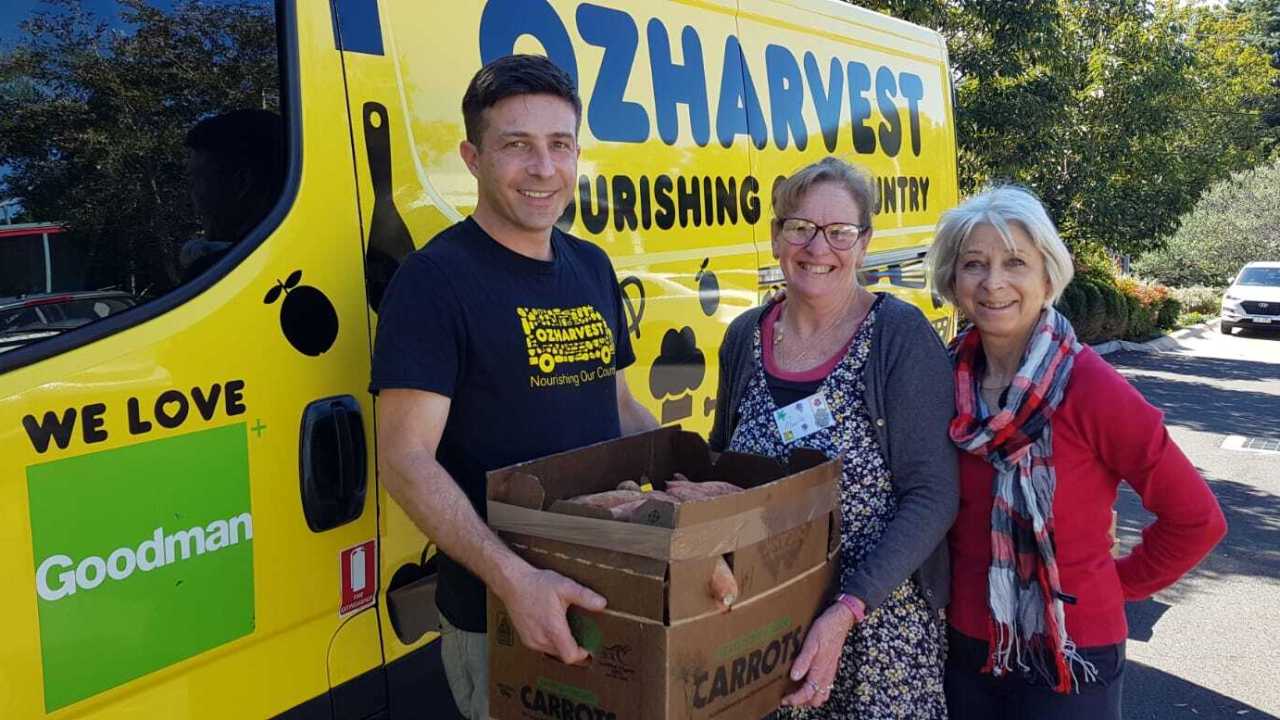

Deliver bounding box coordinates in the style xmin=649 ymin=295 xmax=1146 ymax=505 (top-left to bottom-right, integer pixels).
xmin=709 ymin=294 xmax=958 ymax=612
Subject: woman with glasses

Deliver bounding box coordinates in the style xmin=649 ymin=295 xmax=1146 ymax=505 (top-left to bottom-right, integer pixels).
xmin=710 ymin=157 xmax=956 ymax=719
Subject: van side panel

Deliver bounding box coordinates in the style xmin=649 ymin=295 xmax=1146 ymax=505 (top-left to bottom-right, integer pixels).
xmin=0 ymin=0 xmax=958 ymax=717
xmin=0 ymin=3 xmax=383 ymax=717
xmin=355 ymin=0 xmax=958 ymax=676
xmin=739 ymin=0 xmax=959 ymax=337
xmin=345 ymin=0 xmax=758 ymax=669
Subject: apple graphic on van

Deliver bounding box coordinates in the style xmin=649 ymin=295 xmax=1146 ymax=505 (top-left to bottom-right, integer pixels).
xmin=264 ymin=270 xmax=339 ymax=356
xmin=695 ymin=257 xmax=719 ymax=316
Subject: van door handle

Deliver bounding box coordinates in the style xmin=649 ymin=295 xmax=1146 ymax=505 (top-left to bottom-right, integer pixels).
xmin=300 ymin=395 xmax=367 ymax=532
xmin=333 ymin=402 xmax=353 ymax=498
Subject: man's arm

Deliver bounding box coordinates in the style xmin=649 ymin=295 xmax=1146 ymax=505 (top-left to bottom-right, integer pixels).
xmin=616 ymin=372 xmax=658 ymax=435
xmin=376 ymin=388 xmax=605 ymax=662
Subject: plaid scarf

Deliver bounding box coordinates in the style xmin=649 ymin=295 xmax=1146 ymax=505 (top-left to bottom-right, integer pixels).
xmin=949 ymin=307 xmax=1096 ymax=693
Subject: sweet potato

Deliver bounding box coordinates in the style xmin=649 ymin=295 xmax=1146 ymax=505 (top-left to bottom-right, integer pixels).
xmin=642 ymin=490 xmax=682 ymax=505
xmin=608 ymin=498 xmax=650 ymax=519
xmin=710 ymin=556 xmax=738 ymax=609
xmin=666 ymin=478 xmax=743 ymax=502
xmin=662 ymin=482 xmax=711 ymax=502
xmin=608 ymin=490 xmax=682 ymax=521
xmin=563 ymin=489 xmax=646 ymax=510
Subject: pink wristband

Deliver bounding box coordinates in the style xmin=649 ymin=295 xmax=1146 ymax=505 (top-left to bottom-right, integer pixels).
xmin=835 ymin=593 xmax=865 ymax=623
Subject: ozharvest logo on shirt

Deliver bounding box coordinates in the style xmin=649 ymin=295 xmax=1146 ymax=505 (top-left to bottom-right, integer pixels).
xmin=27 ymin=423 xmax=254 ymax=712
xmin=518 ymin=305 xmax=617 ymax=388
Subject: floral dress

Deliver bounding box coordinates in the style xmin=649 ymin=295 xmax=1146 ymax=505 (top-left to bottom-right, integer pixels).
xmin=730 ymin=299 xmax=947 ymax=720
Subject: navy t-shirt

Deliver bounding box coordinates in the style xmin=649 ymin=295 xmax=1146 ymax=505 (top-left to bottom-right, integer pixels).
xmin=370 ymin=217 xmax=635 ymax=632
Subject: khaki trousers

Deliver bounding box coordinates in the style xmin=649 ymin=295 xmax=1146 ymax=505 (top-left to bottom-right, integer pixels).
xmin=439 ymin=616 xmax=489 ymax=720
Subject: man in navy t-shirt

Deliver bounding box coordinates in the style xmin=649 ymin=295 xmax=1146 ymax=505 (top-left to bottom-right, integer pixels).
xmin=370 ymin=55 xmax=657 ymax=720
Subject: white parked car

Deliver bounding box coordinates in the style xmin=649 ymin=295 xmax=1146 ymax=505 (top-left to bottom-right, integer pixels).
xmin=1221 ymin=261 xmax=1280 ymax=334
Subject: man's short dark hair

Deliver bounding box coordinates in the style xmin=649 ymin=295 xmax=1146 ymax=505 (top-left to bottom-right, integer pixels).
xmin=462 ymin=54 xmax=582 ymax=145
xmin=184 ymin=109 xmax=287 ymax=195
xmin=183 ymin=109 xmax=287 ymax=247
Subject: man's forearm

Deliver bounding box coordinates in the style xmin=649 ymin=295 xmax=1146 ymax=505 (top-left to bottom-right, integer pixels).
xmin=381 ymin=447 xmax=526 ymax=598
xmin=620 ymin=396 xmax=658 ymax=435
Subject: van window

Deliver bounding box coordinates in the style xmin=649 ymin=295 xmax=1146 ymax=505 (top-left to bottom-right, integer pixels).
xmin=0 ymin=0 xmax=285 ymax=355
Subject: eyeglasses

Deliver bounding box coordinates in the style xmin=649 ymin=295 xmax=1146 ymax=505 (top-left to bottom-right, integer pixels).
xmin=777 ymin=218 xmax=869 ymax=251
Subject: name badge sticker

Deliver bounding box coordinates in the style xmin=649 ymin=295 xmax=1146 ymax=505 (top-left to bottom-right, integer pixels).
xmin=773 ymin=392 xmax=835 ymax=443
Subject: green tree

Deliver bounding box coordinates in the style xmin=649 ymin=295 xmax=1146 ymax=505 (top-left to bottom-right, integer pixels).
xmin=986 ymin=1 xmax=1276 ymax=255
xmin=946 ymin=1 xmax=1067 ymax=199
xmin=1047 ymin=2 xmax=1199 ymax=252
xmin=0 ymin=0 xmax=277 ymax=296
xmin=846 ymin=0 xmax=1280 ymax=255
xmin=1134 ymin=158 xmax=1280 ymax=286
xmin=851 ymin=1 xmax=1067 ymax=198
xmin=1227 ymin=0 xmax=1280 ymax=145
xmin=844 ymin=0 xmax=946 ymax=27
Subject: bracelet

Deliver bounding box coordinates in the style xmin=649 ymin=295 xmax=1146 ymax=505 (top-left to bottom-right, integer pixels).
xmin=834 ymin=593 xmax=866 ymax=624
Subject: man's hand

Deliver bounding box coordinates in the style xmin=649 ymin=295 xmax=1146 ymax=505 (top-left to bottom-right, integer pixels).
xmin=616 ymin=373 xmax=658 ymax=435
xmin=497 ymin=565 xmax=607 ymax=664
xmin=779 ymin=603 xmax=856 ymax=709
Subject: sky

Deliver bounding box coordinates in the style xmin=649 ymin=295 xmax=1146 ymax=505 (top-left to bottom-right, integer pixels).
xmin=1 ymin=1 xmax=247 ymax=40
xmin=1 ymin=2 xmax=130 ymax=209
xmin=1 ymin=1 xmax=223 ymax=213
xmin=1 ymin=1 xmax=131 ymax=34
xmin=0 ymin=2 xmax=188 ymax=52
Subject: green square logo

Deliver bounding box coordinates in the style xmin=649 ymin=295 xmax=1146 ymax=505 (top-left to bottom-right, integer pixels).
xmin=28 ymin=423 xmax=255 ymax=712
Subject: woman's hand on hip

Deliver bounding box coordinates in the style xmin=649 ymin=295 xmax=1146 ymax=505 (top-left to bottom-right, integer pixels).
xmin=779 ymin=602 xmax=857 ymax=709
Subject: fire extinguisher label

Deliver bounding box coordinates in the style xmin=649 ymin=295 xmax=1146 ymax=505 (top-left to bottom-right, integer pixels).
xmin=339 ymin=540 xmax=377 ymax=617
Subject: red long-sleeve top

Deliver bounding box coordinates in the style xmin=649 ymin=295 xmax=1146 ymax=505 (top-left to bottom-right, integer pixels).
xmin=948 ymin=347 xmax=1227 ymax=647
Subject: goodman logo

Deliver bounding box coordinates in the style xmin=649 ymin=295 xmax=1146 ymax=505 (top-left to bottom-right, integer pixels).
xmin=36 ymin=512 xmax=253 ymax=602
xmin=27 ymin=424 xmax=255 ymax=712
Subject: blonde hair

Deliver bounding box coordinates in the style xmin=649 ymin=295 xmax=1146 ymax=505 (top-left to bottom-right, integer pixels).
xmin=928 ymin=185 xmax=1074 ymax=305
xmin=771 ymin=156 xmax=877 ymax=228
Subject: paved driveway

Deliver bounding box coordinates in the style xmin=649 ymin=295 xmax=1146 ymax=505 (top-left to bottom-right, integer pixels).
xmin=1107 ymin=324 xmax=1280 ymax=719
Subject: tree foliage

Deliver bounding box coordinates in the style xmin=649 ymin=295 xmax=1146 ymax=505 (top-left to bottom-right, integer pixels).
xmin=848 ymin=0 xmax=1280 ymax=257
xmin=0 ymin=0 xmax=277 ymax=296
xmin=1228 ymin=0 xmax=1280 ymax=143
xmin=2 ymin=0 xmax=1276 ymax=292
xmin=1133 ymin=158 xmax=1280 ymax=286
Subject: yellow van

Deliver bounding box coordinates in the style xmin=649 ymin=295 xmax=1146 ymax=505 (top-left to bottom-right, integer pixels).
xmin=0 ymin=1 xmax=957 ymax=717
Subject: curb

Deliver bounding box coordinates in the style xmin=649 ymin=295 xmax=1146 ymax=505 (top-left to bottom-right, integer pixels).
xmin=1091 ymin=318 xmax=1219 ymax=356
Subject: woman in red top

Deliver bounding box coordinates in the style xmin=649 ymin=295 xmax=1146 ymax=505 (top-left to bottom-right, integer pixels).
xmin=927 ymin=186 xmax=1227 ymax=719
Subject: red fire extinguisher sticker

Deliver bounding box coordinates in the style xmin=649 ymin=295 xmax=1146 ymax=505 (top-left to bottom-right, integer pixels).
xmin=339 ymin=540 xmax=377 ymax=617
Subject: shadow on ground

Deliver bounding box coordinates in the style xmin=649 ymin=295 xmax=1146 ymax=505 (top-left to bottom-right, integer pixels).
xmin=1102 ymin=346 xmax=1280 ymax=718
xmin=1116 ymin=470 xmax=1280 ymax=604
xmin=1106 ymin=353 xmax=1280 ymax=439
xmin=1108 ymin=349 xmax=1280 ymax=595
xmin=1231 ymin=327 xmax=1280 ymax=342
xmin=1124 ymin=660 xmax=1277 ymax=719
xmin=1111 ymin=349 xmax=1280 ymax=384
xmin=1124 ymin=598 xmax=1173 ymax=643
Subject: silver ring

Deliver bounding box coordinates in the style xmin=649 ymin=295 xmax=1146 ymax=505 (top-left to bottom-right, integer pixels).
xmin=805 ymin=680 xmax=819 ymax=692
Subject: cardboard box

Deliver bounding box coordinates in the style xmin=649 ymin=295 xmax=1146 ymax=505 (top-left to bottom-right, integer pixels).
xmin=485 ymin=427 xmax=841 ymax=720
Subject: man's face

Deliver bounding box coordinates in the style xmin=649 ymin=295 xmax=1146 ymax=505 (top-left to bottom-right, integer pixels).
xmin=461 ymin=93 xmax=579 ymax=237
xmin=187 ymin=149 xmax=247 ymax=240
xmin=187 ymin=149 xmax=217 ymax=228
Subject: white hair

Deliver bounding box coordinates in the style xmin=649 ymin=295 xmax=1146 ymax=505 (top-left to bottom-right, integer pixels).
xmin=928 ymin=185 xmax=1074 ymax=305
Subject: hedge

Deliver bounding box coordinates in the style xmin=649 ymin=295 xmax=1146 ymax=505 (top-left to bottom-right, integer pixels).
xmin=1057 ymin=273 xmax=1178 ymax=343
xmin=1169 ymin=286 xmax=1222 ymax=316
xmin=1156 ymin=297 xmax=1181 ymax=330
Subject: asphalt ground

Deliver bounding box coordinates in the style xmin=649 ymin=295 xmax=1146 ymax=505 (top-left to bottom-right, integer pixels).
xmin=1107 ymin=322 xmax=1280 ymax=720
